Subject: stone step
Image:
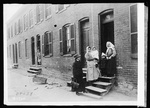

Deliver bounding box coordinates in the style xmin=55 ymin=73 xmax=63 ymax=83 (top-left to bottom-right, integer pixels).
xmin=27 ymin=69 xmax=41 ymax=74
xmin=85 ymin=86 xmax=107 ymax=94
xmin=29 ymin=67 xmax=42 ymax=71
xmin=99 ymin=76 xmax=115 ymax=79
xmin=93 ymin=81 xmax=112 ymax=86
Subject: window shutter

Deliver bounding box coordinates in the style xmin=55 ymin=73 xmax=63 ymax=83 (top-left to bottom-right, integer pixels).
xmin=59 ymin=29 xmax=63 ymax=55
xmin=70 ymin=23 xmax=76 ymax=54
xmin=26 ymin=13 xmax=28 ymax=29
xmin=45 ymin=4 xmax=47 ymax=19
xmin=42 ymin=35 xmax=44 ymax=56
xmin=49 ymin=32 xmax=53 ymax=56
xmin=63 ymin=27 xmax=67 ymax=54
xmin=41 ymin=5 xmax=44 ymax=21
xmin=34 ymin=5 xmax=37 ymax=25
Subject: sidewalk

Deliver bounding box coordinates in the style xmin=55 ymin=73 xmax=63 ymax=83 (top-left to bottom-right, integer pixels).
xmin=6 ymin=67 xmax=137 ymax=105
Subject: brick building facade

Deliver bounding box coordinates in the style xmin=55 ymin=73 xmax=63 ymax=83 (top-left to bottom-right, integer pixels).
xmin=6 ymin=3 xmax=147 ymax=94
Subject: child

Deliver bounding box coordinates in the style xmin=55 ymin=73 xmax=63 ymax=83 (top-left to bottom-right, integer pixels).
xmin=100 ymin=52 xmax=107 ymax=76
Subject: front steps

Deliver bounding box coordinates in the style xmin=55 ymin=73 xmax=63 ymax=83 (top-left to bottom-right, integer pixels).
xmin=27 ymin=66 xmax=42 ymax=75
xmin=85 ymin=76 xmax=115 ymax=97
xmin=67 ymin=68 xmax=116 ymax=98
xmin=12 ymin=64 xmax=18 ymax=69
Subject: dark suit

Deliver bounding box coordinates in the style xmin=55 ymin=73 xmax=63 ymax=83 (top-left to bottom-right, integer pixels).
xmin=72 ymin=60 xmax=85 ymax=92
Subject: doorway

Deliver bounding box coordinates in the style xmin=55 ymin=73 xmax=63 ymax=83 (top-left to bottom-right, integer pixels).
xmin=99 ymin=10 xmax=114 ymax=54
xmin=79 ymin=18 xmax=90 ymax=67
xmin=12 ymin=44 xmax=15 ymax=63
xmin=36 ymin=35 xmax=41 ymax=65
xmin=31 ymin=37 xmax=35 ymax=65
xmin=15 ymin=43 xmax=18 ymax=63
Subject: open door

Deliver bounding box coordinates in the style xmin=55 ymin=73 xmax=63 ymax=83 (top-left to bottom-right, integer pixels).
xmin=99 ymin=9 xmax=114 ymax=54
xmin=31 ymin=37 xmax=35 ymax=65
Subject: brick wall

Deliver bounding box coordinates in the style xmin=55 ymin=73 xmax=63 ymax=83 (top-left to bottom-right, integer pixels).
xmin=7 ymin=4 xmax=144 ymax=91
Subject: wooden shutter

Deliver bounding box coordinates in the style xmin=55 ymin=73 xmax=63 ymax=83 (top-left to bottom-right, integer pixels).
xmin=59 ymin=29 xmax=63 ymax=55
xmin=63 ymin=27 xmax=67 ymax=54
xmin=49 ymin=32 xmax=53 ymax=56
xmin=70 ymin=23 xmax=76 ymax=54
xmin=42 ymin=34 xmax=44 ymax=56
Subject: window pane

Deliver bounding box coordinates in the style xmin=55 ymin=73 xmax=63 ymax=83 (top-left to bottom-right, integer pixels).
xmin=130 ymin=4 xmax=137 ymax=33
xmin=60 ymin=42 xmax=63 ymax=53
xmin=49 ymin=32 xmax=51 ymax=42
xmin=49 ymin=44 xmax=52 ymax=54
xmin=44 ymin=32 xmax=49 ymax=56
xmin=131 ymin=33 xmax=138 ymax=54
xmin=58 ymin=5 xmax=64 ymax=11
xmin=59 ymin=29 xmax=62 ymax=41
xmin=25 ymin=39 xmax=28 ymax=57
xmin=71 ymin=39 xmax=75 ymax=52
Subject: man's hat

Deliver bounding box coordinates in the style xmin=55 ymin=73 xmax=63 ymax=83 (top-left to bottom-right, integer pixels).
xmin=73 ymin=54 xmax=81 ymax=59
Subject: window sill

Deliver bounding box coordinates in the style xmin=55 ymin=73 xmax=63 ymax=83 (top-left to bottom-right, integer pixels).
xmin=29 ymin=25 xmax=34 ymax=29
xmin=131 ymin=53 xmax=138 ymax=59
xmin=36 ymin=19 xmax=43 ymax=26
xmin=56 ymin=8 xmax=67 ymax=14
xmin=45 ymin=15 xmax=52 ymax=21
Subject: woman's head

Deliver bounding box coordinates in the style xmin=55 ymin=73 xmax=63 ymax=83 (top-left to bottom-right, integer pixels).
xmin=86 ymin=46 xmax=91 ymax=52
xmin=74 ymin=54 xmax=81 ymax=61
xmin=92 ymin=46 xmax=96 ymax=51
xmin=106 ymin=41 xmax=114 ymax=48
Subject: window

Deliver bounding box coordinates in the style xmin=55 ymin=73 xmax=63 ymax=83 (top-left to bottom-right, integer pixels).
xmin=58 ymin=5 xmax=65 ymax=12
xmin=18 ymin=19 xmax=21 ymax=33
xmin=59 ymin=23 xmax=76 ymax=55
xmin=11 ymin=25 xmax=13 ymax=37
xmin=7 ymin=28 xmax=10 ymax=39
xmin=56 ymin=4 xmax=70 ymax=13
xmin=24 ymin=14 xmax=28 ymax=31
xmin=45 ymin=4 xmax=52 ymax=19
xmin=42 ymin=31 xmax=53 ymax=56
xmin=36 ymin=5 xmax=44 ymax=23
xmin=29 ymin=10 xmax=34 ymax=27
xmin=18 ymin=41 xmax=21 ymax=58
xmin=130 ymin=4 xmax=138 ymax=58
xmin=15 ymin=22 xmax=17 ymax=35
xmin=25 ymin=39 xmax=28 ymax=58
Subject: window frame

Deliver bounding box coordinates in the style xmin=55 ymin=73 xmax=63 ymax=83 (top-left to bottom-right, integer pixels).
xmin=56 ymin=4 xmax=69 ymax=14
xmin=45 ymin=4 xmax=52 ymax=20
xmin=24 ymin=14 xmax=28 ymax=31
xmin=129 ymin=3 xmax=138 ymax=59
xmin=18 ymin=41 xmax=21 ymax=58
xmin=36 ymin=4 xmax=44 ymax=25
xmin=25 ymin=39 xmax=28 ymax=58
xmin=59 ymin=23 xmax=76 ymax=56
xmin=43 ymin=31 xmax=53 ymax=57
xmin=29 ymin=9 xmax=34 ymax=28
